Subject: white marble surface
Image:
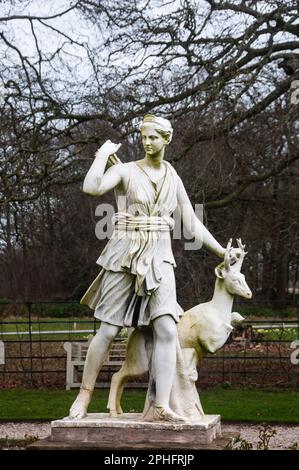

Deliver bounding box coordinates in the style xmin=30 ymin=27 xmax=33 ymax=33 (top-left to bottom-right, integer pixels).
xmin=53 ymin=413 xmax=220 ymax=431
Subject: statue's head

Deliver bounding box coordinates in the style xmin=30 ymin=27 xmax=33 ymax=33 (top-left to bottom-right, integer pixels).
xmin=139 ymin=114 xmax=173 ymax=146
xmin=214 ymin=239 xmax=252 ymax=300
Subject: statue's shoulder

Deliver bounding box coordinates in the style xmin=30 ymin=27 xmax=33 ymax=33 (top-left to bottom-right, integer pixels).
xmin=115 ymin=161 xmax=133 ymax=176
xmin=122 ymin=161 xmax=135 ymax=169
xmin=165 ymin=160 xmax=179 ymax=176
xmin=165 ymin=161 xmax=181 ymax=184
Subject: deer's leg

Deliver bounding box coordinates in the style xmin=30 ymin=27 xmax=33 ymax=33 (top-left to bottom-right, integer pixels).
xmin=107 ymin=329 xmax=150 ymax=416
xmin=108 ymin=364 xmax=127 ymax=417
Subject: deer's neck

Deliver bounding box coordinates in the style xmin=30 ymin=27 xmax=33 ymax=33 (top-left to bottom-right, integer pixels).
xmin=211 ymin=279 xmax=234 ymax=319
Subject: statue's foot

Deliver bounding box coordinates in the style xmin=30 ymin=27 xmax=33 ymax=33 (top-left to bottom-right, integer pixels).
xmin=69 ymin=389 xmax=92 ymax=419
xmin=153 ymin=405 xmax=187 ymax=423
xmin=109 ymin=406 xmax=123 ymax=418
xmin=116 ymin=404 xmax=123 ymax=415
xmin=109 ymin=409 xmax=121 ymax=418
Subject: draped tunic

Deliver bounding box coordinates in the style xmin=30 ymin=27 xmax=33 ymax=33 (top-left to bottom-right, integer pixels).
xmin=80 ymin=160 xmax=183 ymax=326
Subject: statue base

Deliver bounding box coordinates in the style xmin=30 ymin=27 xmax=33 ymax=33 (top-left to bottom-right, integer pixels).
xmin=27 ymin=413 xmax=237 ymax=450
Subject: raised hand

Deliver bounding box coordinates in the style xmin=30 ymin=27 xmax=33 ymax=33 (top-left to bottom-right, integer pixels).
xmin=95 ymin=140 xmax=121 ymax=158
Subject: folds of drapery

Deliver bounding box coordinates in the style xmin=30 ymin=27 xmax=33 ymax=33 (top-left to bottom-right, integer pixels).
xmin=110 ymin=212 xmax=175 ymax=295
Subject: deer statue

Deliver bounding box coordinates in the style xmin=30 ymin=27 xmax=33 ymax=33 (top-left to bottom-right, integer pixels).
xmin=107 ymin=239 xmax=252 ymax=419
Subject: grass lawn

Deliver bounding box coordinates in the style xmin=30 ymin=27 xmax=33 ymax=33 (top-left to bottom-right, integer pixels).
xmin=0 ymin=388 xmax=298 ymax=423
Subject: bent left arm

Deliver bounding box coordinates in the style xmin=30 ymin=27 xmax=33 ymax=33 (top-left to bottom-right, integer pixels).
xmin=177 ymin=176 xmax=225 ymax=259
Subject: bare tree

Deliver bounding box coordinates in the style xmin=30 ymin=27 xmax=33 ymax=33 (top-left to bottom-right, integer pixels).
xmin=0 ymin=0 xmax=298 ymax=306
xmin=0 ymin=0 xmax=298 ymax=207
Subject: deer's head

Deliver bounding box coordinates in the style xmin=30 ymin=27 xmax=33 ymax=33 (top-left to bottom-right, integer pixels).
xmin=214 ymin=239 xmax=252 ymax=299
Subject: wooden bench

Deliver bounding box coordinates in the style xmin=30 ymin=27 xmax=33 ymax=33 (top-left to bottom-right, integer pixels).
xmin=0 ymin=341 xmax=4 ymax=365
xmin=64 ymin=338 xmax=147 ymax=390
xmin=64 ymin=338 xmax=128 ymax=390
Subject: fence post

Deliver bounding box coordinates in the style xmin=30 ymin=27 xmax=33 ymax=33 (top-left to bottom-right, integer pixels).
xmin=0 ymin=340 xmax=4 ymax=365
xmin=26 ymin=302 xmax=33 ymax=384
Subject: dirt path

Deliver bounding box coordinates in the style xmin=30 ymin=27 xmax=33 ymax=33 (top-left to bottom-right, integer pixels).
xmin=0 ymin=422 xmax=298 ymax=450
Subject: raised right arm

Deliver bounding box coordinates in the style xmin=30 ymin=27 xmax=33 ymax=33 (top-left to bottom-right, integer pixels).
xmin=83 ymin=140 xmax=123 ymax=196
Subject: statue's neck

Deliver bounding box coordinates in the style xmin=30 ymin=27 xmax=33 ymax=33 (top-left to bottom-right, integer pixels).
xmin=211 ymin=279 xmax=234 ymax=318
xmin=144 ymin=149 xmax=165 ymax=167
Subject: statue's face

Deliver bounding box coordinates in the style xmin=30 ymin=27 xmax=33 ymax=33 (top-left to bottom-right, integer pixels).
xmin=141 ymin=124 xmax=166 ymax=156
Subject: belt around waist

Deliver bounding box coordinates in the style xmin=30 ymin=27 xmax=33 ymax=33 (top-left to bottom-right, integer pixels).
xmin=113 ymin=213 xmax=174 ymax=232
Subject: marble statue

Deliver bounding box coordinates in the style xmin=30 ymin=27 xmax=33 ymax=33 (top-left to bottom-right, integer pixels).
xmin=107 ymin=238 xmax=252 ymax=420
xmin=69 ymin=114 xmax=243 ymax=422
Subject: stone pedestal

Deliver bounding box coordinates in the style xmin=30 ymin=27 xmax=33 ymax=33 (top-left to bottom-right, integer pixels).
xmin=28 ymin=413 xmax=235 ymax=450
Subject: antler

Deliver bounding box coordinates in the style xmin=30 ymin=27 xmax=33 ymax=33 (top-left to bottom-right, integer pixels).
xmin=236 ymin=238 xmax=248 ymax=255
xmin=223 ymin=238 xmax=248 ymax=272
xmin=230 ymin=238 xmax=248 ymax=271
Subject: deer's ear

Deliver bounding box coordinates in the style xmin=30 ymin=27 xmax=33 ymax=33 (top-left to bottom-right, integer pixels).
xmin=215 ymin=266 xmax=225 ymax=279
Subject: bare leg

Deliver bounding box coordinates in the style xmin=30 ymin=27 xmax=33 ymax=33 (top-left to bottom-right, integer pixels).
xmin=151 ymin=315 xmax=186 ymax=422
xmin=69 ymin=322 xmax=121 ymax=419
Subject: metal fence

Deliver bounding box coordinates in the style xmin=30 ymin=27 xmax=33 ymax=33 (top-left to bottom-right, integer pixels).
xmin=0 ymin=301 xmax=298 ymax=389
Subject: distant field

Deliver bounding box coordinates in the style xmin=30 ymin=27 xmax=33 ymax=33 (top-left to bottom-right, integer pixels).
xmin=254 ymin=328 xmax=298 ymax=341
xmin=0 ymin=317 xmax=100 ymax=341
xmin=0 ymin=316 xmax=298 ymax=342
